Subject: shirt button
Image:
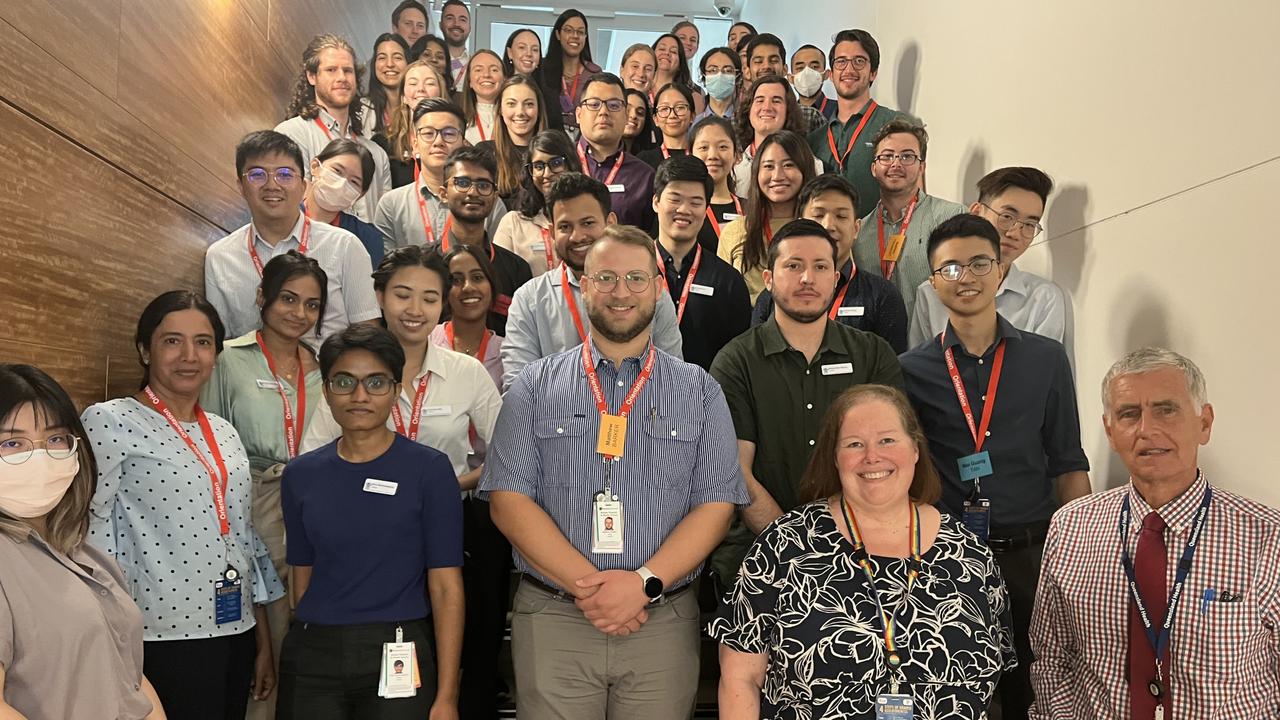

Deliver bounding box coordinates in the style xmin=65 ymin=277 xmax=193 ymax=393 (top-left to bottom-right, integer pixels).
xmin=556 ymin=427 xmax=565 ymax=434
xmin=134 ymin=683 xmax=141 ymax=691
xmin=985 ymin=430 xmax=991 ymax=437
xmin=978 ymin=358 xmax=985 ymax=365
xmin=670 ymin=430 xmax=678 ymax=437
xmin=805 ymin=370 xmax=810 ymax=375
xmin=809 ymin=439 xmax=816 ymax=446
xmin=99 ymin=589 xmax=108 ymax=596
xmin=806 ymin=403 xmax=813 ymax=410
xmin=617 ymin=380 xmax=625 ymax=387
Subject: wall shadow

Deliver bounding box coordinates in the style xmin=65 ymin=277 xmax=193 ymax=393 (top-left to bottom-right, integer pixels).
xmin=1045 ymin=184 xmax=1090 ymax=296
xmin=895 ymin=41 xmax=920 ymax=115
xmin=958 ymin=143 xmax=988 ymax=205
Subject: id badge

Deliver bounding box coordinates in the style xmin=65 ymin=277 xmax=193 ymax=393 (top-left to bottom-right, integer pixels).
xmin=883 ymin=233 xmax=906 ymax=262
xmin=214 ymin=576 xmax=243 ymax=625
xmin=591 ymin=495 xmax=624 ymax=555
xmin=963 ymin=497 xmax=991 ymax=543
xmin=957 ymin=451 xmax=993 ymax=482
xmin=596 ymin=413 xmax=627 ymax=457
xmin=378 ymin=638 xmax=419 ymax=698
xmin=875 ymin=693 xmax=913 ymax=719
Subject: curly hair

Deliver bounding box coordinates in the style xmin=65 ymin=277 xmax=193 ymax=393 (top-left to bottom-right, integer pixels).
xmin=735 ymin=75 xmax=805 ymax=153
xmin=286 ymin=34 xmax=366 ymax=137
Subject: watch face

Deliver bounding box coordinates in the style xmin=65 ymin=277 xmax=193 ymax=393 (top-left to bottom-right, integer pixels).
xmin=644 ymin=576 xmax=663 ymax=598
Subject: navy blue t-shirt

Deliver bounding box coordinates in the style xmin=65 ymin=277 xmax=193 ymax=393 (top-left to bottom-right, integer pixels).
xmin=282 ymin=434 xmax=463 ymax=625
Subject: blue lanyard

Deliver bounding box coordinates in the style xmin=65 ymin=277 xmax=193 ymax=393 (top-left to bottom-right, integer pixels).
xmin=1119 ymin=484 xmax=1212 ymax=661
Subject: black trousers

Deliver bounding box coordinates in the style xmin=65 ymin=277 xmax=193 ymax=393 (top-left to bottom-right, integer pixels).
xmin=143 ymin=629 xmax=256 ymax=720
xmin=276 ymin=618 xmax=437 ymax=719
xmin=460 ymin=496 xmax=513 ymax=720
xmin=992 ymin=537 xmax=1045 ymax=720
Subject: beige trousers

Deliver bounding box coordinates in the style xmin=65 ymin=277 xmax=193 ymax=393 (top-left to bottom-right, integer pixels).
xmin=246 ymin=464 xmax=290 ymax=720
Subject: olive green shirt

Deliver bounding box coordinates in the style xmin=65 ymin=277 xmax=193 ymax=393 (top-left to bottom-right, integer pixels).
xmin=708 ymin=316 xmax=905 ymax=581
xmin=808 ymin=100 xmax=916 ymax=218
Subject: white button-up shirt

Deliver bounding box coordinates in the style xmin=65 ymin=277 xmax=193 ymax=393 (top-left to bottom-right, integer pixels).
xmin=274 ymin=109 xmax=392 ymax=223
xmin=492 ymin=209 xmax=556 ymax=276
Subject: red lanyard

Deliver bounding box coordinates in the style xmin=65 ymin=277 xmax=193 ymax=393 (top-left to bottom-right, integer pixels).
xmin=942 ymin=333 xmax=1006 ymax=453
xmin=826 ymin=99 xmax=878 ymax=172
xmin=561 ymin=71 xmax=583 ymax=106
xmin=255 ymin=332 xmax=307 ymax=459
xmin=390 ymin=372 xmax=430 ymax=442
xmin=655 ymin=243 xmax=702 ymax=326
xmin=762 ymin=207 xmax=778 ymax=245
xmin=142 ymin=387 xmax=230 ymax=537
xmin=443 ymin=321 xmax=492 ymax=360
xmin=474 ymin=113 xmax=489 ymax=142
xmin=660 ymin=146 xmax=672 ymax=160
xmin=828 ymin=266 xmax=857 ymax=320
xmin=580 ymin=342 xmax=657 ymax=462
xmin=876 ymin=193 xmax=918 ymax=281
xmin=414 ymin=164 xmax=453 ymax=248
xmin=313 ymin=117 xmax=339 ymax=140
xmin=561 ymin=264 xmax=589 ymax=344
xmin=246 ymin=218 xmax=311 ymax=277
xmin=577 ymin=143 xmax=625 ymax=187
xmin=818 ymin=96 xmax=830 ymax=115
xmin=540 ymin=226 xmax=557 ymax=270
xmin=704 ymin=197 xmax=742 ymax=238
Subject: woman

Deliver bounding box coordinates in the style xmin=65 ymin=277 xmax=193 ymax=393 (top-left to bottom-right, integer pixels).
xmin=696 ymin=47 xmax=742 ymax=123
xmin=410 ymin=34 xmax=455 ymax=96
xmin=480 ymin=75 xmax=550 ymax=203
xmin=386 ymin=59 xmax=450 ymax=187
xmin=652 ymin=33 xmax=693 ymax=92
xmin=622 ymin=88 xmax=658 ymax=154
xmin=710 ymin=385 xmax=1015 ymax=718
xmin=638 ymin=82 xmax=695 ymax=168
xmin=620 ymin=43 xmax=657 ymax=99
xmin=718 ymin=130 xmax=817 ymax=301
xmin=276 ymin=324 xmax=464 ymax=719
xmin=672 ymin=20 xmax=699 ymax=61
xmin=366 ymin=33 xmax=410 ymax=139
xmin=733 ymin=75 xmax=824 ymax=197
xmin=689 ymin=115 xmax=744 ymax=255
xmin=537 ymin=9 xmax=600 ymax=133
xmin=503 ymin=27 xmax=541 ymax=77
xmin=727 ymin=21 xmax=757 ymax=53
xmin=0 ymin=365 xmax=167 ymax=720
xmin=492 ymin=130 xmax=581 ymax=276
xmin=82 ymin=291 xmax=284 ymax=719
xmin=304 ymin=138 xmax=385 ymax=264
xmin=461 ymin=50 xmax=506 ymax=145
xmin=200 ymin=251 xmax=326 ymax=714
xmin=432 ymin=246 xmax=503 ymax=390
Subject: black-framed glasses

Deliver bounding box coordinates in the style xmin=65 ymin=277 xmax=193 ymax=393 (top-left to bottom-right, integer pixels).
xmin=415 ymin=126 xmax=463 ymax=144
xmin=579 ymin=98 xmax=625 ymax=113
xmin=326 ymin=373 xmax=397 ymax=395
xmin=0 ymin=434 xmax=78 ymax=465
xmin=832 ymin=56 xmax=870 ymax=70
xmin=932 ymin=257 xmax=998 ymax=282
xmin=654 ymin=104 xmax=691 ymax=119
xmin=587 ymin=270 xmax=656 ymax=293
xmin=448 ymin=176 xmax=496 ymax=196
xmin=242 ymin=167 xmax=300 ymax=187
xmin=980 ymin=203 xmax=1044 ymax=239
xmin=874 ymin=152 xmax=921 ymax=167
xmin=526 ymin=156 xmax=569 ymax=176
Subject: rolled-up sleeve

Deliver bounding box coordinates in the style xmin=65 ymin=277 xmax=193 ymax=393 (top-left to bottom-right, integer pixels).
xmin=340 ymin=239 xmax=381 ymax=324
xmin=80 ymin=405 xmax=125 ymax=555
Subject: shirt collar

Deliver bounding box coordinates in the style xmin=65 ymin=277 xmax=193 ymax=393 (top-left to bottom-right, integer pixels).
xmin=940 ymin=314 xmax=1022 ymax=352
xmin=577 ymin=336 xmax=655 ymax=377
xmin=657 ymin=242 xmax=696 ymax=274
xmin=412 ymin=343 xmax=451 ymax=384
xmin=1127 ymin=470 xmax=1209 ymax=537
xmin=317 ymin=107 xmax=347 ymax=137
xmin=878 ymin=191 xmax=925 ymax=223
xmin=996 ymin=263 xmax=1031 ymax=298
xmin=252 ymin=212 xmax=306 ymax=250
xmin=224 ymin=331 xmax=260 ymax=349
xmin=579 ymin=137 xmax=623 ymax=166
xmin=760 ymin=316 xmax=844 ymax=358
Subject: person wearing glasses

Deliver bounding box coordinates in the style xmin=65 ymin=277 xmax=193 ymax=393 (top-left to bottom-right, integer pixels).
xmin=277 ymin=324 xmax=464 ymax=719
xmin=807 ymin=30 xmax=915 ymax=219
xmin=573 ymin=72 xmax=657 ymax=229
xmin=494 ymin=130 xmax=583 ymax=276
xmin=909 ymin=167 xmax=1075 ymax=364
xmin=0 ymin=364 xmax=167 ymax=720
xmin=205 ymin=130 xmax=380 ymax=344
xmin=694 ymin=47 xmax=742 ymax=123
xmin=480 ymin=224 xmax=748 ymax=719
xmin=637 ymin=83 xmax=696 ymax=170
xmin=853 ymin=120 xmax=965 ymax=321
xmin=899 ymin=214 xmax=1091 ymax=720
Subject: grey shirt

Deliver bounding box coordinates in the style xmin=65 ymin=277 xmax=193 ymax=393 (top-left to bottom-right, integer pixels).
xmin=854 ymin=192 xmax=967 ymax=320
xmin=374 ymin=180 xmax=507 ymax=254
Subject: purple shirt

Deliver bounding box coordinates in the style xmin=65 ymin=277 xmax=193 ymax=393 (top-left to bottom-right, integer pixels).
xmin=577 ymin=138 xmax=656 ymax=230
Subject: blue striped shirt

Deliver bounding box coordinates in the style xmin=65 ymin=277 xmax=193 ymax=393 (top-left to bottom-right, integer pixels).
xmin=478 ymin=339 xmax=748 ymax=590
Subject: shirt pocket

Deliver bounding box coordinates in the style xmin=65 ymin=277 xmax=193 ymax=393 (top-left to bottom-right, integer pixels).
xmin=1176 ymin=596 xmax=1257 ymax=704
xmin=532 ymin=415 xmax=590 ymax=488
xmin=643 ymin=417 xmax=702 ymax=488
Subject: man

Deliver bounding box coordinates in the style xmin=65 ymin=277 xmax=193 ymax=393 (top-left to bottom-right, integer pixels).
xmin=652 ymin=156 xmax=751 ymax=370
xmin=790 ymin=44 xmax=837 ymax=120
xmin=205 ymin=130 xmax=379 ymax=342
xmin=899 ymin=213 xmax=1090 ymax=720
xmin=1031 ymin=347 xmax=1280 ymax=719
xmin=574 ymin=73 xmax=656 ymax=230
xmin=808 ymin=29 xmax=914 ymax=218
xmin=275 ymin=34 xmax=392 ymax=223
xmin=753 ymin=174 xmax=909 ymax=352
xmin=374 ymin=99 xmax=506 ymax=253
xmin=745 ymin=34 xmax=825 ymax=134
xmin=910 ymin=167 xmax=1075 ymax=364
xmin=481 ymin=224 xmax=749 ymax=719
xmin=392 ymin=0 xmax=429 ymax=46
xmin=501 ymin=173 xmax=683 ymax=390
xmin=709 ymin=218 xmax=903 ymax=584
xmin=440 ymin=0 xmax=471 ymax=87
xmin=439 ymin=146 xmax=532 ymax=336
xmin=854 ymin=119 xmax=965 ymax=321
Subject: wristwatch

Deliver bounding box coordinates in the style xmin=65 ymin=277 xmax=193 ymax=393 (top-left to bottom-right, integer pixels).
xmin=635 ymin=565 xmax=664 ymax=602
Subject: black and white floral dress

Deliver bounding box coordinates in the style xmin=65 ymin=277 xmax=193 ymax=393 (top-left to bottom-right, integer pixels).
xmin=707 ymin=501 xmax=1016 ymax=719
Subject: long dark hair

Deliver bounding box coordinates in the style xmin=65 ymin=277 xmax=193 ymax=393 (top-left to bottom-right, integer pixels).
xmin=502 ymin=27 xmax=542 ymax=77
xmin=135 ymin=291 xmax=226 ymax=388
xmin=410 ymin=34 xmax=456 ymax=95
xmin=259 ymin=250 xmax=329 ymax=340
xmin=735 ymin=75 xmax=805 ymax=153
xmin=623 ymin=88 xmax=658 ymax=153
xmin=518 ymin=130 xmax=583 ymax=218
xmin=739 ymin=130 xmax=816 ymax=274
xmin=366 ymin=33 xmax=411 ymax=136
xmin=286 ymin=34 xmax=366 ymax=137
xmin=652 ymin=33 xmax=692 ymax=88
xmin=493 ymin=75 xmax=550 ymax=198
xmin=537 ymin=10 xmax=594 ymax=108
xmin=440 ymin=244 xmax=499 ymax=323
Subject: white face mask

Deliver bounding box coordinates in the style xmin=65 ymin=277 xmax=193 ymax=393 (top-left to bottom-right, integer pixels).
xmin=791 ymin=67 xmax=824 ymax=98
xmin=311 ymin=165 xmax=363 ymax=213
xmin=0 ymin=451 xmax=79 ymax=518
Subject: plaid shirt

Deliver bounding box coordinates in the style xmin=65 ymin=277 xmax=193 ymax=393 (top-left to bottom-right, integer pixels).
xmin=1030 ymin=472 xmax=1280 ymax=719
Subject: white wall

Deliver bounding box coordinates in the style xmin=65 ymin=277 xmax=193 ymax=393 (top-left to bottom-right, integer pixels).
xmin=742 ymin=0 xmax=1280 ymax=503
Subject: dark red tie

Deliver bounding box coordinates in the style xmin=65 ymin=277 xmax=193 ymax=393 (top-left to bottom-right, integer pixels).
xmin=1129 ymin=510 xmax=1171 ymax=720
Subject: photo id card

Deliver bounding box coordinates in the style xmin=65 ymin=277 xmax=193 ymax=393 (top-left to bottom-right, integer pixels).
xmin=963 ymin=497 xmax=991 ymax=543
xmin=378 ymin=639 xmax=419 ymax=698
xmin=875 ymin=693 xmax=914 ymax=719
xmin=214 ymin=577 xmax=242 ymax=625
xmin=592 ymin=496 xmax=624 ymax=554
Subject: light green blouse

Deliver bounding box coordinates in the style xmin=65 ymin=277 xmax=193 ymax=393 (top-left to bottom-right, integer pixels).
xmin=201 ymin=332 xmax=323 ymax=472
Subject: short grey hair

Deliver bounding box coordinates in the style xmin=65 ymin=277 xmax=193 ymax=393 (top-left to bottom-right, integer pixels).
xmin=1101 ymin=347 xmax=1208 ymax=415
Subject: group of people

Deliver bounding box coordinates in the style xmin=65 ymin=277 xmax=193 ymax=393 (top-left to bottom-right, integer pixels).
xmin=2 ymin=2 xmax=1278 ymax=720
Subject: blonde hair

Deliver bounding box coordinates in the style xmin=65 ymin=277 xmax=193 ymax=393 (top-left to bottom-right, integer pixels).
xmin=387 ymin=59 xmax=451 ymax=161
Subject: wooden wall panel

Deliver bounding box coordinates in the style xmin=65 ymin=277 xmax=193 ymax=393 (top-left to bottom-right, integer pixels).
xmin=0 ymin=0 xmax=121 ymax=100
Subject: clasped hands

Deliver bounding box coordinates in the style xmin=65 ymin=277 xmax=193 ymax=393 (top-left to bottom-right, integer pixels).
xmin=573 ymin=569 xmax=651 ymax=637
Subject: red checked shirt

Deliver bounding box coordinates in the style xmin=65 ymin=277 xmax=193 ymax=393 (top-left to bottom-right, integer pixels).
xmin=1029 ymin=472 xmax=1280 ymax=719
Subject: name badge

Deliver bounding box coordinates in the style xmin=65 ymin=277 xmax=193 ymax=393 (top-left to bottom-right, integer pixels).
xmin=597 ymin=414 xmax=627 ymax=457
xmin=837 ymin=305 xmax=866 ymax=317
xmin=722 ymin=213 xmax=742 ymax=221
xmin=530 ymin=242 xmax=546 ymax=251
xmin=875 ymin=694 xmax=913 ymax=719
xmin=256 ymin=378 xmax=282 ymax=390
xmin=423 ymin=405 xmax=452 ymax=417
xmin=957 ymin=451 xmax=993 ymax=481
xmin=378 ymin=627 xmax=420 ymax=698
xmin=591 ymin=496 xmax=624 ymax=555
xmin=607 ymin=183 xmax=626 ymax=193
xmin=883 ymin=233 xmax=906 ymax=262
xmin=689 ymin=283 xmax=715 ymax=297
xmin=821 ymin=362 xmax=853 ymax=376
xmin=214 ymin=577 xmax=242 ymax=625
xmin=963 ymin=497 xmax=991 ymax=543
xmin=364 ymin=479 xmax=399 ymax=495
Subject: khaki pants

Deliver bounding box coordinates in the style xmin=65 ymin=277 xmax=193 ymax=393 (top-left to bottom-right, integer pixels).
xmin=246 ymin=465 xmax=290 ymax=720
xmin=510 ymin=578 xmax=701 ymax=720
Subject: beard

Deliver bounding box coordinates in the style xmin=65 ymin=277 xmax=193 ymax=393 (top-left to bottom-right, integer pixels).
xmin=773 ymin=290 xmax=829 ymax=325
xmin=587 ymin=301 xmax=656 ymax=345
